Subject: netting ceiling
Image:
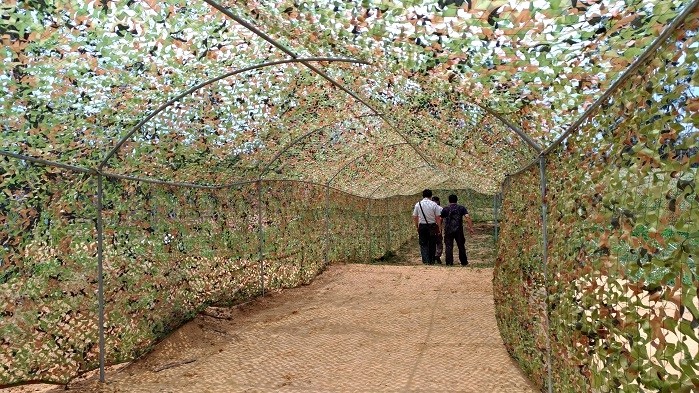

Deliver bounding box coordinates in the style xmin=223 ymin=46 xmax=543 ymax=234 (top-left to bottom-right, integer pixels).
xmin=2 ymin=0 xmax=696 ymax=196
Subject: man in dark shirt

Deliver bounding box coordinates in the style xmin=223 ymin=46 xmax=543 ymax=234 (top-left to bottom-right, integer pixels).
xmin=440 ymin=194 xmax=475 ymax=266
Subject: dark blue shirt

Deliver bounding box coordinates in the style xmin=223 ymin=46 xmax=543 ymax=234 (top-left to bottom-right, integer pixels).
xmin=440 ymin=203 xmax=469 ymax=234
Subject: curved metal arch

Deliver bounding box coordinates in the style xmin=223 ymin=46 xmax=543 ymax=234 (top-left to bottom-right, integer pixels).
xmin=98 ymin=57 xmax=370 ymax=170
xmin=408 ymin=94 xmax=541 ymax=154
xmin=400 ymin=97 xmax=538 ymax=183
xmin=366 ymin=164 xmax=433 ymax=199
xmin=351 ymin=159 xmax=434 ymax=199
xmin=252 ymin=178 xmax=376 ymax=200
xmin=326 ymin=142 xmax=409 ymax=187
xmin=0 ymin=150 xmax=94 ymax=174
xmin=542 ymin=0 xmax=699 ymax=157
xmin=477 ymin=105 xmax=543 ymax=153
xmin=203 ymin=0 xmax=439 ymax=174
xmin=100 ymin=170 xmax=240 ymax=189
xmin=100 ymin=169 xmax=374 ymax=199
xmin=206 ymin=0 xmax=543 ymax=185
xmin=446 ymin=89 xmax=544 ymax=153
xmin=257 ymin=113 xmax=380 ymax=180
xmin=501 ymin=0 xmax=699 ymax=179
xmin=389 ymin=81 xmax=543 ymax=157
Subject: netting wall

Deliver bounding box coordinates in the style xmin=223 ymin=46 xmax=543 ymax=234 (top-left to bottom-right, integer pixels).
xmin=100 ymin=180 xmax=261 ymax=366
xmin=0 ymin=162 xmax=99 ymax=384
xmin=494 ymin=169 xmax=548 ymax=386
xmin=0 ymin=168 xmax=422 ymax=386
xmin=494 ymin=9 xmax=699 ymax=392
xmin=449 ymin=189 xmax=494 ymax=223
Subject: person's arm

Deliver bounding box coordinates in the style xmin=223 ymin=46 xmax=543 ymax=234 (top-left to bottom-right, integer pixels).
xmin=465 ymin=214 xmax=475 ymax=235
xmin=412 ymin=204 xmax=420 ymax=231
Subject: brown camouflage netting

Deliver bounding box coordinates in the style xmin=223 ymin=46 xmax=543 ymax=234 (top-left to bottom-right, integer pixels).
xmin=1 ymin=0 xmax=698 ymax=390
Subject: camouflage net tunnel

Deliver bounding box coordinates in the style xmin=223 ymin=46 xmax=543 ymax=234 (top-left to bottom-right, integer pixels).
xmin=1 ymin=0 xmax=698 ymax=391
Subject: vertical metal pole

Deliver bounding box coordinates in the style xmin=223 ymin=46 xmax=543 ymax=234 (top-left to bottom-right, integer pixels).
xmin=386 ymin=199 xmax=391 ymax=254
xmin=96 ymin=173 xmax=106 ymax=382
xmin=324 ymin=184 xmax=330 ymax=266
xmin=539 ymin=156 xmax=553 ymax=393
xmin=257 ymin=179 xmax=264 ymax=296
xmin=365 ymin=199 xmax=373 ymax=261
xmin=493 ymin=193 xmax=498 ymax=244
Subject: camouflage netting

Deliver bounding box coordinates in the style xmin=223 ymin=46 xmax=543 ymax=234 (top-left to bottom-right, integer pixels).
xmin=495 ymin=6 xmax=699 ymax=392
xmin=1 ymin=0 xmax=698 ymax=390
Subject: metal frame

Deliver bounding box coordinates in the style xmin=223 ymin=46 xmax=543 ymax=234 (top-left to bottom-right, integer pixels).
xmin=2 ymin=149 xmax=402 ymax=386
xmin=95 ymin=174 xmax=106 ymax=382
xmin=2 ymin=0 xmax=696 ymax=387
xmin=496 ymin=6 xmax=699 ymax=390
xmin=257 ymin=114 xmax=380 ymax=179
xmin=102 ymin=171 xmax=371 ymax=198
xmin=257 ymin=179 xmax=264 ymax=296
xmin=100 ymin=171 xmax=244 ymax=189
xmin=538 ymin=156 xmax=553 ymax=393
xmin=99 ymin=57 xmax=369 ymax=169
xmin=478 ymin=105 xmax=543 ymax=153
xmin=0 ymin=150 xmax=94 ymax=174
xmin=201 ymin=0 xmax=439 ymax=174
xmin=542 ymin=0 xmax=699 ymax=156
xmin=326 ymin=142 xmax=409 ymax=187
xmin=252 ymin=178 xmax=372 ymax=199
xmin=367 ymin=164 xmax=435 ymax=199
xmin=510 ymin=0 xmax=699 ymax=176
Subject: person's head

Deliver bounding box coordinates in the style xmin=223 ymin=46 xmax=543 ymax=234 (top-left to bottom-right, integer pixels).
xmin=422 ymin=189 xmax=433 ymax=198
xmin=448 ymin=194 xmax=458 ymax=203
xmin=432 ymin=196 xmax=440 ymax=205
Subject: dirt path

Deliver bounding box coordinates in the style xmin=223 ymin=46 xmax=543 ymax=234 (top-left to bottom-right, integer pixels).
xmin=11 ymin=224 xmax=536 ymax=392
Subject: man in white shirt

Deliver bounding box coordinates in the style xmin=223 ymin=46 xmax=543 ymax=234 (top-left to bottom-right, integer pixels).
xmin=412 ymin=189 xmax=443 ymax=265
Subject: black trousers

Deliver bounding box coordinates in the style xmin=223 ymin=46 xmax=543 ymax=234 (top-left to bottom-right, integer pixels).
xmin=418 ymin=223 xmax=438 ymax=264
xmin=444 ymin=230 xmax=467 ymax=265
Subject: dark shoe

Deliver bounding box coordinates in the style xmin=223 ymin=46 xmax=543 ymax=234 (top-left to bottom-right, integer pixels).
xmin=461 ymin=262 xmax=469 ymax=266
xmin=435 ymin=257 xmax=442 ymax=264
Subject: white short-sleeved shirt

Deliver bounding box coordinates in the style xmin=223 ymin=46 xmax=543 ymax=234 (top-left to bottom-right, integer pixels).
xmin=412 ymin=198 xmax=442 ymax=224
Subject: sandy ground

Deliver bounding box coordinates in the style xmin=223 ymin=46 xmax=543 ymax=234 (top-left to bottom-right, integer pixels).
xmin=6 ymin=224 xmax=537 ymax=392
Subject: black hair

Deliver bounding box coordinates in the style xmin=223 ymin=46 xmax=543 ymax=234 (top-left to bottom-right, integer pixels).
xmin=432 ymin=196 xmax=440 ymax=204
xmin=422 ymin=189 xmax=433 ymax=198
xmin=448 ymin=194 xmax=457 ymax=203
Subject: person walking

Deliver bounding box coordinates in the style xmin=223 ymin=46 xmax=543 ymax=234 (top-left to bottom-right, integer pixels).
xmin=431 ymin=196 xmax=443 ymax=264
xmin=440 ymin=194 xmax=475 ymax=266
xmin=412 ymin=189 xmax=442 ymax=265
